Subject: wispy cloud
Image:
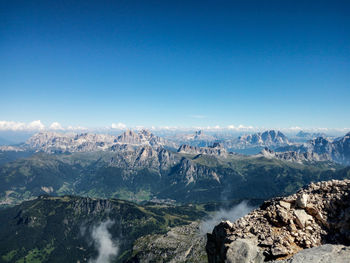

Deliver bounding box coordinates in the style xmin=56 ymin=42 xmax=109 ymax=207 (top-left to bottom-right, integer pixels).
xmin=89 ymin=220 xmax=119 ymax=263
xmin=200 ymin=201 xmax=254 ymax=235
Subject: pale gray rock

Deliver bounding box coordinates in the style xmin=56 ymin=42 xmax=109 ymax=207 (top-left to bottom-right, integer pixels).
xmin=225 ymin=130 xmax=290 ymax=150
xmin=293 ymin=209 xmax=313 ymax=228
xmin=272 ymin=244 xmax=350 ymax=263
xmin=225 ymin=239 xmax=264 ymax=263
xmin=19 ymin=130 xmax=177 ymax=153
xmin=259 ymin=148 xmax=331 ymax=163
xmin=295 ymin=194 xmax=308 ymax=208
xmin=178 ymin=143 xmax=228 ymax=157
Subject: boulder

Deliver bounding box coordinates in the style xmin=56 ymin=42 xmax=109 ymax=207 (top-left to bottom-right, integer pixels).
xmin=296 ymin=194 xmax=309 ymax=208
xmin=225 ymin=239 xmax=264 ymax=263
xmin=293 ymin=209 xmax=313 ymax=228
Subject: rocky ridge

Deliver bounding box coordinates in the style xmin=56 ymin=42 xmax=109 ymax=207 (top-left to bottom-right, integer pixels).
xmin=232 ymin=130 xmax=290 ymax=149
xmin=26 ymin=132 xmax=117 ymax=153
xmin=259 ymin=148 xmax=331 ymax=163
xmin=7 ymin=129 xmax=176 ymax=153
xmin=177 ymin=142 xmax=228 ymax=157
xmin=278 ymin=132 xmax=350 ymax=165
xmin=308 ymin=132 xmax=350 ymax=165
xmin=271 ymin=244 xmax=350 ymax=263
xmin=116 ymin=129 xmax=173 ymax=147
xmin=206 ymin=179 xmax=350 ymax=262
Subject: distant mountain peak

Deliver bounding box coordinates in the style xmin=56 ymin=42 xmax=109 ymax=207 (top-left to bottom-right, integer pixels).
xmin=116 ymin=129 xmax=165 ymax=146
xmin=234 ymin=130 xmax=290 ymax=148
xmin=177 ymin=143 xmax=227 ymax=156
xmin=259 ymin=147 xmax=331 ymax=163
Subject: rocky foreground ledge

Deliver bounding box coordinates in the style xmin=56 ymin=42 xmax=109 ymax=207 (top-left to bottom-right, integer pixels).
xmin=206 ymin=179 xmax=350 ymax=262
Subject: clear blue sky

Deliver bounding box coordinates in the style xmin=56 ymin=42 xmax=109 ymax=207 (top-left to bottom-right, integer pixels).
xmin=1 ymin=0 xmax=349 ymax=129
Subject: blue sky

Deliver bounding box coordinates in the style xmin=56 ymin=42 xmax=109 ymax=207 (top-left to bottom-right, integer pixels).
xmin=1 ymin=0 xmax=349 ymax=129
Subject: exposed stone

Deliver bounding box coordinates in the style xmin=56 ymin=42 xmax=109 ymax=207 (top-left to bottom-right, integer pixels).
xmin=271 ymin=244 xmax=350 ymax=263
xmin=225 ymin=239 xmax=264 ymax=263
xmin=206 ymin=179 xmax=350 ymax=262
xmin=279 ymin=201 xmax=291 ymax=210
xmin=293 ymin=209 xmax=313 ymax=229
xmin=296 ymin=194 xmax=309 ymax=208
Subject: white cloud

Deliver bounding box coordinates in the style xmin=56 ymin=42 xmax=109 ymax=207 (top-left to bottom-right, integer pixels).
xmin=89 ymin=220 xmax=119 ymax=263
xmin=0 ymin=121 xmax=25 ymax=131
xmin=111 ymin=123 xmax=127 ymax=129
xmin=200 ymin=201 xmax=254 ymax=235
xmin=0 ymin=120 xmax=45 ymax=131
xmin=49 ymin=122 xmax=63 ymax=130
xmin=28 ymin=120 xmax=45 ymax=130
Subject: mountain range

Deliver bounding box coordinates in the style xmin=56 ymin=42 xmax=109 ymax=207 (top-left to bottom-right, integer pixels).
xmin=1 ymin=132 xmax=349 ymax=207
xmin=276 ymin=132 xmax=350 ymax=165
xmin=1 ymin=130 xmax=350 ymax=209
xmin=0 ymin=129 xmax=350 ymax=262
xmin=2 ymin=129 xmax=350 ymax=164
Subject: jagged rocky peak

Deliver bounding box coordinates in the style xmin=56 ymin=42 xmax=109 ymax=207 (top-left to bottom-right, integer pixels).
xmin=177 ymin=144 xmax=201 ymax=154
xmin=260 ymin=130 xmax=289 ymax=144
xmin=308 ymin=136 xmax=333 ymax=150
xmin=259 ymin=147 xmax=331 ymax=163
xmin=108 ymin=143 xmax=178 ymax=171
xmin=234 ymin=130 xmax=290 ymax=148
xmin=26 ymin=131 xmax=117 ymax=153
xmin=206 ymin=179 xmax=350 ymax=262
xmin=178 ymin=142 xmax=227 ymax=156
xmin=116 ymin=129 xmax=165 ymax=146
xmin=303 ymin=132 xmax=350 ymax=165
xmin=177 ymin=157 xmax=221 ymax=185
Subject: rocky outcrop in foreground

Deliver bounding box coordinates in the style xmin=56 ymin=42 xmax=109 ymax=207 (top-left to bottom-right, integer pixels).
xmin=271 ymin=244 xmax=350 ymax=263
xmin=206 ymin=179 xmax=350 ymax=262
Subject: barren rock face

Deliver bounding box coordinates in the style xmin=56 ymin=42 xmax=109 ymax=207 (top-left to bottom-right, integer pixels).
xmin=271 ymin=244 xmax=350 ymax=263
xmin=206 ymin=179 xmax=350 ymax=262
